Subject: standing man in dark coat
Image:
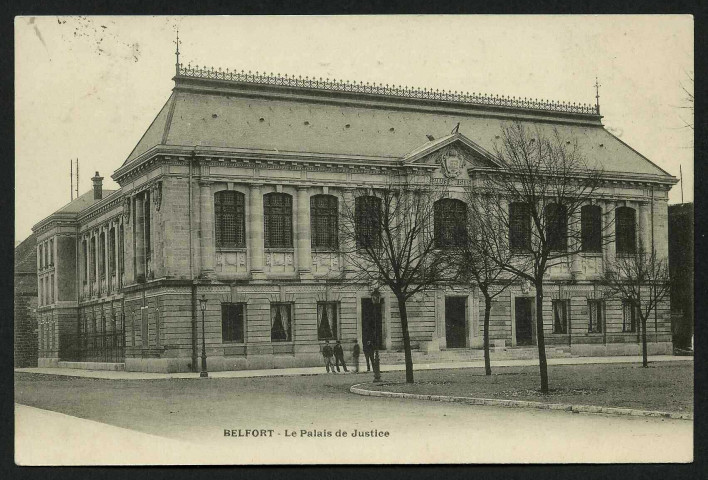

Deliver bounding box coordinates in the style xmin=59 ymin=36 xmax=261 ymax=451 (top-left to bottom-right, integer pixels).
xmin=333 ymin=340 xmax=348 ymax=373
xmin=352 ymin=340 xmax=361 ymax=373
xmin=363 ymin=340 xmax=374 ymax=372
xmin=322 ymin=341 xmax=335 ymax=373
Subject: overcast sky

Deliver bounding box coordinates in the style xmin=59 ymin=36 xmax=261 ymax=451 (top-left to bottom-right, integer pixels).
xmin=15 ymin=15 xmax=693 ymax=241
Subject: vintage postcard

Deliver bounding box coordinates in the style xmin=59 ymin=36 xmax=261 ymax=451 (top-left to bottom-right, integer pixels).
xmin=14 ymin=15 xmax=693 ymax=465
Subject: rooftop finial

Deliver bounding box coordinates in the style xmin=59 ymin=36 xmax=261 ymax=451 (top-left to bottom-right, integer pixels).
xmin=175 ymin=27 xmax=181 ymax=76
xmin=594 ymin=76 xmax=601 ymax=115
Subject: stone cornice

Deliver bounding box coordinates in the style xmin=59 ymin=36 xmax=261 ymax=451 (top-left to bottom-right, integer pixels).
xmin=467 ymin=166 xmax=677 ymax=189
xmin=113 ymin=146 xmax=439 ymax=186
xmin=77 ymin=192 xmax=125 ymax=225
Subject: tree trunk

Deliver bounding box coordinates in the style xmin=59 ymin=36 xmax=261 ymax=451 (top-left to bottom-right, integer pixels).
xmin=641 ymin=316 xmax=649 ymax=368
xmin=483 ymin=295 xmax=492 ymax=376
xmin=397 ymin=296 xmax=415 ymax=383
xmin=535 ymin=282 xmax=549 ymax=394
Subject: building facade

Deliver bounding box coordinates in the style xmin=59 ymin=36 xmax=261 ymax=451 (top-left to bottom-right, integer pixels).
xmin=32 ymin=65 xmax=677 ymax=372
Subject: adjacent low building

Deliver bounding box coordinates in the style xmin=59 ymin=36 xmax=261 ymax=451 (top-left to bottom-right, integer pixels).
xmin=15 ymin=233 xmax=38 ymax=367
xmin=32 ymin=62 xmax=677 ymax=372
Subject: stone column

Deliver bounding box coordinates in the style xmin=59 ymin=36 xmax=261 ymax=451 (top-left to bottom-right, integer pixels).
xmin=248 ymin=184 xmax=266 ymax=280
xmin=603 ymin=201 xmax=616 ymax=272
xmin=134 ymin=195 xmax=145 ymax=280
xmin=199 ymin=181 xmax=216 ymax=278
xmin=94 ymin=229 xmax=101 ymax=294
xmin=638 ymin=201 xmax=651 ymax=253
xmin=114 ymin=221 xmax=120 ymax=288
xmin=104 ymin=225 xmax=110 ymax=291
xmin=296 ymin=186 xmax=313 ymax=280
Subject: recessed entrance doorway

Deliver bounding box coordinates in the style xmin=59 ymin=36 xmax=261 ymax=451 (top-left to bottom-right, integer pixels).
xmin=361 ymin=298 xmax=384 ymax=350
xmin=445 ymin=297 xmax=467 ymax=348
xmin=515 ymin=297 xmax=534 ymax=346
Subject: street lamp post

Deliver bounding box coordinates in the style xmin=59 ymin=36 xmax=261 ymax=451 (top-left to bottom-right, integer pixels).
xmin=371 ymin=288 xmax=382 ymax=383
xmin=199 ymin=295 xmax=208 ymax=378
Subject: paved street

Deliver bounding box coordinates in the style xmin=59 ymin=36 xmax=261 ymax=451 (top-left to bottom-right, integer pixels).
xmin=15 ymin=367 xmax=692 ymax=464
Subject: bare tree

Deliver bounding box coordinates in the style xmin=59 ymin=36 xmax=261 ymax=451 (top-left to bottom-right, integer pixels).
xmin=448 ymin=191 xmax=518 ymax=375
xmin=472 ymin=122 xmax=606 ymax=393
xmin=601 ymin=241 xmax=670 ymax=367
xmin=339 ymin=175 xmax=450 ymax=383
xmin=679 ymin=70 xmax=694 ymax=132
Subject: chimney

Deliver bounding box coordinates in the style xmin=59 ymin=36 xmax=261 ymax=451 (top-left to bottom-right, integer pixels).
xmin=92 ymin=171 xmax=103 ymax=200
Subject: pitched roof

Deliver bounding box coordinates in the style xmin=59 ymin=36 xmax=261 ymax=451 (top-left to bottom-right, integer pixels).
xmin=122 ymin=76 xmax=674 ymax=180
xmin=56 ymin=189 xmax=117 ymax=214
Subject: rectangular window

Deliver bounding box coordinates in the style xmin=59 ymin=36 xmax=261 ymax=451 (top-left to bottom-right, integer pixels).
xmin=50 ymin=275 xmax=54 ymax=303
xmin=311 ymin=195 xmax=339 ymax=250
xmin=545 ymin=204 xmax=568 ymax=252
xmin=264 ymin=193 xmax=293 ymax=248
xmin=355 ymin=196 xmax=381 ymax=249
xmin=49 ymin=239 xmax=53 ymax=266
xmin=215 ymin=191 xmax=246 ymax=248
xmin=270 ymin=303 xmax=292 ymax=342
xmin=38 ymin=245 xmax=43 ymax=270
xmin=90 ymin=237 xmax=96 ymax=283
xmin=588 ymin=300 xmax=603 ymax=333
xmin=317 ymin=302 xmax=338 ymax=340
xmin=622 ymin=300 xmax=637 ymax=332
xmin=141 ymin=306 xmax=149 ymax=348
xmin=581 ymin=205 xmax=602 ymax=252
xmin=82 ymin=240 xmax=88 ymax=283
xmin=222 ymin=303 xmax=245 ymax=343
xmin=144 ymin=193 xmax=152 ymax=260
xmin=616 ymin=207 xmax=637 ymax=255
xmin=552 ymin=299 xmax=569 ymax=334
xmin=509 ymin=203 xmax=531 ymax=252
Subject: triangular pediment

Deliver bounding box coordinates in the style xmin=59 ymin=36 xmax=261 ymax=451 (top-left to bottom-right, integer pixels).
xmin=402 ymin=133 xmax=501 ymax=173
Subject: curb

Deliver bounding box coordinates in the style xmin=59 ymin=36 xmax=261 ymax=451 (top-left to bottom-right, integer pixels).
xmin=350 ymin=383 xmax=693 ymax=421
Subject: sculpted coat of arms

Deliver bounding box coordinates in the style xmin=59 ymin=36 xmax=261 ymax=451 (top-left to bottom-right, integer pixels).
xmin=440 ymin=147 xmax=465 ymax=178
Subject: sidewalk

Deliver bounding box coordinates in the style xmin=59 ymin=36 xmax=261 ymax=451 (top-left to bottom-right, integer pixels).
xmin=15 ymin=355 xmax=692 ymax=380
xmin=15 ymin=404 xmax=202 ymax=465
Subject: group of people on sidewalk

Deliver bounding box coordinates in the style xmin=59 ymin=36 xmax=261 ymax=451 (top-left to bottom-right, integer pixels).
xmin=321 ymin=339 xmax=375 ymax=373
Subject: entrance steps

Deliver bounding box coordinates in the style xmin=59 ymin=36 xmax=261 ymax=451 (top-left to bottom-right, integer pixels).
xmin=57 ymin=361 xmax=125 ymax=371
xmin=377 ymin=346 xmax=573 ymax=365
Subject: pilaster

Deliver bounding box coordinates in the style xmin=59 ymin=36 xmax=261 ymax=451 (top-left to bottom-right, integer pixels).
xmin=199 ymin=180 xmax=216 ymax=278
xmin=638 ymin=200 xmax=651 ymax=252
xmin=248 ymin=183 xmax=266 ymax=280
xmin=296 ymin=186 xmax=313 ymax=280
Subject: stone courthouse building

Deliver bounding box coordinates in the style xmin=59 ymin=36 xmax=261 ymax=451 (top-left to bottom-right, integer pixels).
xmin=32 ymin=60 xmax=677 ymax=372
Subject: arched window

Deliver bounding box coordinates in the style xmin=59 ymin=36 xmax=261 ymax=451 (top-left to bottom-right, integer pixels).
xmin=264 ymin=193 xmax=293 ymax=248
xmin=355 ymin=196 xmax=381 ymax=249
xmin=99 ymin=232 xmax=106 ymax=278
xmin=509 ymin=202 xmax=531 ymax=252
xmin=434 ymin=198 xmax=467 ymax=248
xmin=616 ymin=206 xmax=636 ymax=254
xmin=581 ymin=205 xmax=602 ymax=253
xmin=311 ymin=194 xmax=338 ymax=251
xmin=215 ymin=191 xmax=246 ymax=248
xmin=545 ymin=203 xmax=568 ymax=252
